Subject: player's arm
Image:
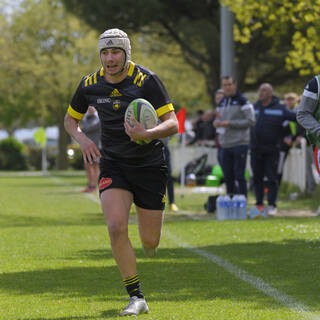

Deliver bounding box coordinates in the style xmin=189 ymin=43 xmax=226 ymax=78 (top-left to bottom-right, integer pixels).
xmin=64 ymin=113 xmax=101 ymax=164
xmin=297 ymin=77 xmax=320 ymax=136
xmin=124 ymin=110 xmax=178 ymax=142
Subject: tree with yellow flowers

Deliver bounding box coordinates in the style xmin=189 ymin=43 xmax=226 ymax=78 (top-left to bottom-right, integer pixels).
xmin=222 ymin=0 xmax=320 ymax=76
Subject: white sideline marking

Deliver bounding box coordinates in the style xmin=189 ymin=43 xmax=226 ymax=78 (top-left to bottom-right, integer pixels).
xmin=165 ymin=231 xmax=320 ymax=320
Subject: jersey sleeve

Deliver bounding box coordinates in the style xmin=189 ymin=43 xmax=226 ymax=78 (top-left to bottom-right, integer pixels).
xmin=67 ymin=79 xmax=88 ymax=120
xmin=143 ymin=73 xmax=174 ymax=118
xmin=297 ymin=76 xmax=320 ymax=136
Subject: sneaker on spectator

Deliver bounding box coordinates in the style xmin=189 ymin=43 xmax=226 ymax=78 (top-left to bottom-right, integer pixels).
xmin=268 ymin=205 xmax=277 ymax=216
xmin=169 ymin=203 xmax=179 ymax=212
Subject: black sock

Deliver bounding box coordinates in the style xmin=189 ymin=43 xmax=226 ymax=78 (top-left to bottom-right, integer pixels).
xmin=123 ymin=274 xmax=144 ymax=298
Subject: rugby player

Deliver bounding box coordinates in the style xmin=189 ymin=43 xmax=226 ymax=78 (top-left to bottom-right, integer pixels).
xmin=64 ymin=28 xmax=178 ymax=316
xmin=297 ymin=75 xmax=320 ymax=177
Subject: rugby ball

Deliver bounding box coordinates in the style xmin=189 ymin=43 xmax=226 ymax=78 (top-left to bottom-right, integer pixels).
xmin=125 ymin=98 xmax=158 ymax=144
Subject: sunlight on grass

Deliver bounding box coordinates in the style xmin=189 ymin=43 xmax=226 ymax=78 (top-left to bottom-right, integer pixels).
xmin=0 ymin=172 xmax=319 ymax=319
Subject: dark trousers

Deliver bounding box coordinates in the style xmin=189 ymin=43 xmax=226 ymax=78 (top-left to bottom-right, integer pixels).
xmin=250 ymin=150 xmax=279 ymax=206
xmin=164 ymin=145 xmax=174 ymax=204
xmin=221 ymin=145 xmax=248 ymax=196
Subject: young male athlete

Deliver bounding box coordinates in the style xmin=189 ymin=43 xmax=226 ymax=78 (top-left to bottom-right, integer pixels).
xmin=64 ymin=28 xmax=178 ymax=316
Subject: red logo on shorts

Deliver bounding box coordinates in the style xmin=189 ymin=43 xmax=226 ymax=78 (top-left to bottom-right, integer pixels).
xmin=99 ymin=177 xmax=112 ymax=190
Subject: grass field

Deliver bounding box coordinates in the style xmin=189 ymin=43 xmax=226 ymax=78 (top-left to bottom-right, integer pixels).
xmin=1 ymin=171 xmax=320 ymax=320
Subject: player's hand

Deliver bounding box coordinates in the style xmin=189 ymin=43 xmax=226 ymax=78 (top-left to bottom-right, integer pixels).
xmin=213 ymin=119 xmax=221 ymax=128
xmin=124 ymin=118 xmax=148 ymax=142
xmin=79 ymin=136 xmax=101 ymax=164
xmin=284 ymin=137 xmax=293 ymax=146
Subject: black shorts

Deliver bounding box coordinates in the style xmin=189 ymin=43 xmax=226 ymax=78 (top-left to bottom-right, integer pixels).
xmin=99 ymin=159 xmax=168 ymax=210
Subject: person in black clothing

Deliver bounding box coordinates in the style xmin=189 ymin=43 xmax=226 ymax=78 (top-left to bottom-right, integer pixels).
xmin=188 ymin=109 xmax=204 ymax=145
xmin=250 ymin=83 xmax=296 ymax=215
xmin=198 ymin=109 xmax=216 ymax=146
xmin=214 ymin=89 xmax=225 ymax=166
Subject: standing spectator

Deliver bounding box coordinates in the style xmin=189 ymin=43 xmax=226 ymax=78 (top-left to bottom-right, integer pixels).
xmin=213 ymin=76 xmax=255 ymax=196
xmin=81 ymin=106 xmax=101 ymax=192
xmin=215 ymin=89 xmax=225 ymax=107
xmin=277 ymin=92 xmax=301 ymax=185
xmin=214 ymin=88 xmax=225 ymax=166
xmin=161 ymin=137 xmax=179 ymax=212
xmin=198 ymin=109 xmax=216 ymax=147
xmin=250 ymin=84 xmax=296 ymax=215
xmin=188 ymin=109 xmax=204 ymax=145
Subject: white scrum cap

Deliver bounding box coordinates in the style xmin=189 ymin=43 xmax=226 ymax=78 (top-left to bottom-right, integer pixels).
xmin=98 ymin=28 xmax=131 ymax=68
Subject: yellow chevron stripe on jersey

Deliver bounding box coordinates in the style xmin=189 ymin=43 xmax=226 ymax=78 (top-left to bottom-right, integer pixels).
xmin=109 ymin=88 xmax=122 ymax=97
xmin=156 ymin=103 xmax=174 ymax=118
xmin=133 ymin=70 xmax=146 ymax=87
xmin=100 ymin=67 xmax=104 ymax=77
xmin=84 ymin=72 xmax=98 ymax=87
xmin=67 ymin=105 xmax=85 ymax=120
xmin=128 ymin=61 xmax=135 ymax=77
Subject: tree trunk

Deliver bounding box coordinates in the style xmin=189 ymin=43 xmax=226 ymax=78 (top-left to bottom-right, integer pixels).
xmin=56 ymin=112 xmax=70 ymax=170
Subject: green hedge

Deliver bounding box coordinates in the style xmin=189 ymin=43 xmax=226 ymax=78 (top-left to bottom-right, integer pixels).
xmin=26 ymin=145 xmax=57 ymax=170
xmin=0 ymin=137 xmax=28 ymax=170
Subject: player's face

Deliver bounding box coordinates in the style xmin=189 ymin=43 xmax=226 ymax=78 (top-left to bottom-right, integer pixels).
xmin=100 ymin=48 xmax=126 ymax=76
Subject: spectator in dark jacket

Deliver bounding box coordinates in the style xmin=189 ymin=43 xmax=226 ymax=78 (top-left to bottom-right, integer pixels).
xmin=250 ymin=83 xmax=296 ymax=215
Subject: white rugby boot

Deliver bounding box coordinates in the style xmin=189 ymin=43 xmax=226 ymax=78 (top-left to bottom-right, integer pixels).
xmin=120 ymin=296 xmax=149 ymax=316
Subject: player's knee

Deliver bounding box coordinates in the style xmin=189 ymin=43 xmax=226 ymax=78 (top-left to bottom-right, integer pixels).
xmin=141 ymin=236 xmax=160 ymax=249
xmin=107 ymin=221 xmax=128 ymax=238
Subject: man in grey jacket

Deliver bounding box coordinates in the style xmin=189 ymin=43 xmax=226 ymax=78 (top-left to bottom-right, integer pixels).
xmin=214 ymin=76 xmax=255 ymax=196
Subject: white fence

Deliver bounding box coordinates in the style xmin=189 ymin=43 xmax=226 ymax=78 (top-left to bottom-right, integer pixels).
xmin=169 ymin=138 xmax=314 ymax=192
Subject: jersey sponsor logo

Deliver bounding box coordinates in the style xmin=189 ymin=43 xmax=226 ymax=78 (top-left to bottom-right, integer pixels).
xmin=113 ymin=99 xmax=121 ymax=111
xmin=109 ymin=88 xmax=122 ymax=97
xmin=99 ymin=177 xmax=112 ymax=190
xmin=97 ymin=98 xmax=112 ymax=104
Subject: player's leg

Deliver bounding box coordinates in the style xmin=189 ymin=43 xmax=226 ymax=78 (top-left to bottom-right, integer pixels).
xmin=264 ymin=152 xmax=279 ymax=215
xmin=100 ymin=188 xmax=135 ymax=278
xmin=83 ymin=162 xmax=97 ymax=192
xmin=92 ymin=162 xmax=100 ymax=187
xmin=136 ymin=207 xmax=164 ymax=257
xmin=250 ymin=151 xmax=265 ymax=205
xmin=101 ymin=188 xmax=148 ymax=316
xmin=233 ymin=145 xmax=248 ymax=196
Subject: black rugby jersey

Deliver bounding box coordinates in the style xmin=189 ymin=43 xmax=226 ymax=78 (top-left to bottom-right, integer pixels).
xmin=68 ymin=61 xmax=174 ymax=165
